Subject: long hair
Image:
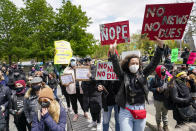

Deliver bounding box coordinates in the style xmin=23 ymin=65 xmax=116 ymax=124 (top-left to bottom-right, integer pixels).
xmin=120 ymin=54 xmax=142 ymax=73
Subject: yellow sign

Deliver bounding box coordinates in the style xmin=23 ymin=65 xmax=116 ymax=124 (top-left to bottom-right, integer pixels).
xmin=54 ymin=40 xmax=72 ymax=64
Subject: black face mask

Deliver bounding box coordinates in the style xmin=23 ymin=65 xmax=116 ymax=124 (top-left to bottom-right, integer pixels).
xmin=161 ymin=71 xmax=166 ymax=76
xmin=180 ymin=77 xmax=186 ymax=82
xmin=16 ymin=87 xmax=24 ymax=93
xmin=32 ymin=85 xmax=41 ymax=91
xmin=40 ymin=101 xmax=50 ymax=108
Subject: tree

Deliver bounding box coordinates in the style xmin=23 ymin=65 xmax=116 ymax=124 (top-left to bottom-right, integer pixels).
xmin=55 ymin=0 xmax=96 ymax=57
xmin=0 ymin=0 xmax=21 ymax=64
xmin=22 ymin=0 xmax=55 ymax=62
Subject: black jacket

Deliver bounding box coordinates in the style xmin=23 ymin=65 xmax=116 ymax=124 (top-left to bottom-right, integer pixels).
xmin=24 ymin=88 xmax=39 ymax=124
xmin=171 ymin=79 xmax=192 ymax=108
xmin=149 ymin=75 xmax=167 ymax=101
xmin=48 ymin=78 xmax=58 ymax=90
xmin=81 ymin=65 xmax=102 ymax=112
xmin=9 ymin=92 xmax=26 ymax=123
xmin=0 ymin=85 xmax=11 ymax=121
xmin=111 ymin=47 xmax=163 ymax=108
xmin=101 ymin=80 xmax=120 ymax=110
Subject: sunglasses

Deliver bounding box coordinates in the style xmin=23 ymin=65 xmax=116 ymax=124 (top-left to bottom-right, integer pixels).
xmin=38 ymin=98 xmax=50 ymax=103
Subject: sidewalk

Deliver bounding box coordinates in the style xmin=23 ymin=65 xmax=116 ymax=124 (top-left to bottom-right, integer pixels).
xmin=58 ymin=86 xmax=153 ymax=131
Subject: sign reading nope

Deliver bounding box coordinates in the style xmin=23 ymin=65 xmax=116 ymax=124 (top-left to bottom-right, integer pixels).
xmin=96 ymin=62 xmax=118 ymax=80
xmin=100 ymin=20 xmax=130 ymax=45
xmin=141 ymin=3 xmax=193 ymax=40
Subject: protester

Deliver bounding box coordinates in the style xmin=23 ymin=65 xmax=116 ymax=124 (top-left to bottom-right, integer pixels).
xmin=101 ymin=80 xmax=120 ymax=131
xmin=149 ymin=65 xmax=169 ymax=131
xmin=24 ymin=77 xmax=43 ymax=129
xmin=9 ymin=80 xmax=29 ymax=131
xmin=1 ymin=67 xmax=9 ymax=85
xmin=46 ymin=63 xmax=55 ymax=74
xmin=64 ymin=57 xmax=87 ymax=121
xmin=0 ymin=77 xmax=11 ymax=131
xmin=148 ymin=47 xmax=154 ymax=61
xmin=57 ymin=64 xmax=71 ymax=112
xmin=164 ymin=54 xmax=173 ymax=72
xmin=0 ymin=70 xmax=6 ymax=86
xmin=31 ymin=87 xmax=66 ymax=131
xmin=171 ymin=72 xmax=194 ymax=128
xmin=108 ymin=37 xmax=164 ymax=131
xmin=181 ymin=48 xmax=190 ymax=68
xmin=82 ymin=57 xmax=102 ymax=130
xmin=164 ymin=45 xmax=171 ymax=60
xmin=48 ymin=73 xmax=58 ymax=100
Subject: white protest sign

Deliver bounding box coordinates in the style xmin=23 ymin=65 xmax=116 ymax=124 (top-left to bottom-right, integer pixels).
xmin=75 ymin=66 xmax=90 ymax=81
xmin=60 ymin=74 xmax=74 ymax=85
xmin=96 ymin=62 xmax=118 ymax=80
xmin=121 ymin=50 xmax=141 ymax=60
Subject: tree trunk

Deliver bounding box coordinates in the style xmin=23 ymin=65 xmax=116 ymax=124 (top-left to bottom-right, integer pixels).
xmin=8 ymin=55 xmax=12 ymax=66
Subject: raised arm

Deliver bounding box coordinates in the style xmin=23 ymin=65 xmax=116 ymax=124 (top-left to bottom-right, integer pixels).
xmin=143 ymin=36 xmax=164 ymax=77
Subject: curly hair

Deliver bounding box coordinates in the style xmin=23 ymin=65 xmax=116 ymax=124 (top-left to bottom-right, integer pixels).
xmin=120 ymin=54 xmax=142 ymax=73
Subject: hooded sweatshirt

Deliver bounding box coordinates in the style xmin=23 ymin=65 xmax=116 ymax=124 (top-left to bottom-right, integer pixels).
xmin=149 ymin=65 xmax=167 ymax=101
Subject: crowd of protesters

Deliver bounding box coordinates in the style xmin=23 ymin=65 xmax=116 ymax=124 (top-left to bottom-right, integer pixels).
xmin=0 ymin=37 xmax=195 ymax=131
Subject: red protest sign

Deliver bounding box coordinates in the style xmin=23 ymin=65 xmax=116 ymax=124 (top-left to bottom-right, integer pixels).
xmin=187 ymin=52 xmax=196 ymax=64
xmin=100 ymin=20 xmax=130 ymax=45
xmin=141 ymin=3 xmax=193 ymax=40
xmin=95 ymin=62 xmax=118 ymax=80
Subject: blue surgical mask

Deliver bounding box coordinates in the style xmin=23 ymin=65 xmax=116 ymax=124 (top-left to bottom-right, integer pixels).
xmin=71 ymin=61 xmax=76 ymax=67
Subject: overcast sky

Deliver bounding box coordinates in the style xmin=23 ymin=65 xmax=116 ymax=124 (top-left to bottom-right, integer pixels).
xmin=11 ymin=0 xmax=195 ymax=41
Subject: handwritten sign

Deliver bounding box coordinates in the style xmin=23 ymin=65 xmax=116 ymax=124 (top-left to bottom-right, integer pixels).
xmin=54 ymin=40 xmax=72 ymax=64
xmin=171 ymin=48 xmax=178 ymax=62
xmin=141 ymin=3 xmax=193 ymax=40
xmin=187 ymin=52 xmax=196 ymax=64
xmin=60 ymin=74 xmax=74 ymax=85
xmin=96 ymin=62 xmax=118 ymax=80
xmin=100 ymin=20 xmax=130 ymax=45
xmin=75 ymin=66 xmax=90 ymax=81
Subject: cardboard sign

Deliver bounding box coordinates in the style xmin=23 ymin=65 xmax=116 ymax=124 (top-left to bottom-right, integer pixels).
xmin=100 ymin=20 xmax=130 ymax=45
xmin=141 ymin=3 xmax=193 ymax=40
xmin=121 ymin=50 xmax=141 ymax=60
xmin=54 ymin=40 xmax=72 ymax=64
xmin=60 ymin=74 xmax=74 ymax=85
xmin=171 ymin=48 xmax=178 ymax=62
xmin=187 ymin=52 xmax=196 ymax=64
xmin=96 ymin=62 xmax=118 ymax=80
xmin=75 ymin=66 xmax=90 ymax=81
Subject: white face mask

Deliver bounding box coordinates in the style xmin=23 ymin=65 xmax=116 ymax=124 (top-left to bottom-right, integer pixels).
xmin=129 ymin=65 xmax=139 ymax=73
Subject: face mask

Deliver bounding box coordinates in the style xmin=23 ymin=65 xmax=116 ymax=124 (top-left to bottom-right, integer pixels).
xmin=16 ymin=87 xmax=24 ymax=93
xmin=71 ymin=61 xmax=76 ymax=67
xmin=129 ymin=65 xmax=139 ymax=73
xmin=40 ymin=101 xmax=50 ymax=108
xmin=161 ymin=71 xmax=166 ymax=76
xmin=180 ymin=77 xmax=186 ymax=82
xmin=32 ymin=85 xmax=41 ymax=91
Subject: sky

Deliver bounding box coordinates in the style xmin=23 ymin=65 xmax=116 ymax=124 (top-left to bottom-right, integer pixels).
xmin=11 ymin=0 xmax=195 ymax=42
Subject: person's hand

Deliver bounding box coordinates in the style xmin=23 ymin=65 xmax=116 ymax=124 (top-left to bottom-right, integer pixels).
xmin=98 ymin=85 xmax=104 ymax=91
xmin=156 ymin=88 xmax=160 ymax=92
xmin=109 ymin=40 xmax=117 ymax=55
xmin=87 ymin=72 xmax=92 ymax=78
xmin=41 ymin=108 xmax=48 ymax=116
xmin=154 ymin=36 xmax=164 ymax=48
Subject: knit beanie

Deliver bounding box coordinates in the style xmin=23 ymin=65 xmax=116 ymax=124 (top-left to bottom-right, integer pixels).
xmin=15 ymin=80 xmax=26 ymax=88
xmin=39 ymin=87 xmax=54 ymax=100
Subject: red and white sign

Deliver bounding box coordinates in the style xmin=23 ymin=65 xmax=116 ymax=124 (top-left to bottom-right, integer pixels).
xmin=100 ymin=20 xmax=130 ymax=45
xmin=141 ymin=3 xmax=193 ymax=40
xmin=96 ymin=62 xmax=118 ymax=80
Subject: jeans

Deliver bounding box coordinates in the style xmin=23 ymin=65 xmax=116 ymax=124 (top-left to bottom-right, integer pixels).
xmin=103 ymin=105 xmax=120 ymax=131
xmin=119 ymin=104 xmax=146 ymax=131
xmin=154 ymin=100 xmax=168 ymax=126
